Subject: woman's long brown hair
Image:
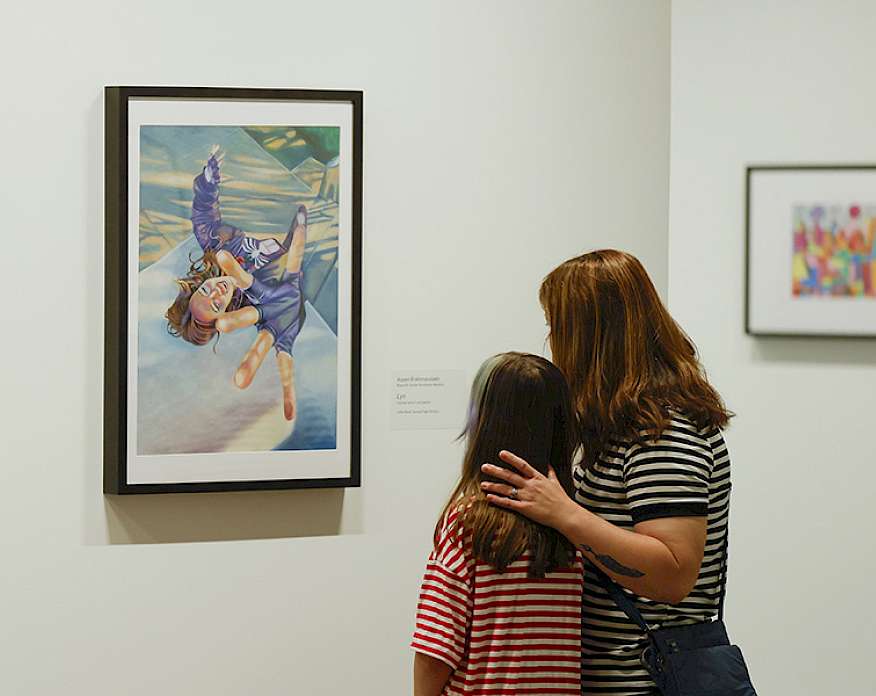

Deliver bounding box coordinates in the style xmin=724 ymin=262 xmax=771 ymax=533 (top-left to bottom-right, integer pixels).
xmin=539 ymin=250 xmax=732 ymax=468
xmin=437 ymin=352 xmax=577 ymax=578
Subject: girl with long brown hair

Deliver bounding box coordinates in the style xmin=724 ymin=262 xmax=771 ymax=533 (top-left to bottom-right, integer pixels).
xmin=411 ymin=353 xmax=584 ymax=696
xmin=481 ymin=250 xmax=734 ymax=695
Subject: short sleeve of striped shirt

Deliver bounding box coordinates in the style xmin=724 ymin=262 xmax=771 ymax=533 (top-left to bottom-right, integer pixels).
xmin=622 ymin=417 xmax=715 ymax=524
xmin=411 ymin=510 xmax=474 ymax=670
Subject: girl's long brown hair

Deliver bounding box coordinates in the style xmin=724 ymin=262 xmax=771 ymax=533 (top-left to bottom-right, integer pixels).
xmin=539 ymin=250 xmax=732 ymax=468
xmin=437 ymin=352 xmax=577 ymax=578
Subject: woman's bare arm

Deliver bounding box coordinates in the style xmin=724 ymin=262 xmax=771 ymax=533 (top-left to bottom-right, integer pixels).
xmin=481 ymin=452 xmax=706 ymax=604
xmin=553 ymin=503 xmax=706 ymax=604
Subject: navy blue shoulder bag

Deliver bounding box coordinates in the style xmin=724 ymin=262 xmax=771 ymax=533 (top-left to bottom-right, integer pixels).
xmin=593 ymin=521 xmax=757 ymax=696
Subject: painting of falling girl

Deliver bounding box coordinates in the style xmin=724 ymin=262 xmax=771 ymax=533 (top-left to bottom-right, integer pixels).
xmin=165 ymin=147 xmax=308 ymax=421
xmin=103 ymin=88 xmax=361 ymax=493
xmin=133 ymin=124 xmax=344 ymax=460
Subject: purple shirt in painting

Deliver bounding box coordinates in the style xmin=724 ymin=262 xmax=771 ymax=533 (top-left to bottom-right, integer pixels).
xmin=247 ymin=273 xmax=306 ymax=355
xmin=191 ymin=170 xmax=295 ymax=272
xmin=190 ymin=168 xmax=306 ymax=355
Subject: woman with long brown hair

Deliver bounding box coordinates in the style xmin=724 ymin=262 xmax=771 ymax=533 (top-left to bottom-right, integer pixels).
xmin=480 ymin=250 xmax=733 ymax=695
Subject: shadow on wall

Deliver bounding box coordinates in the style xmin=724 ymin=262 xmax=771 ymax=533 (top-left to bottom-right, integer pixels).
xmin=750 ymin=337 xmax=876 ymax=366
xmin=103 ymin=488 xmax=354 ymax=544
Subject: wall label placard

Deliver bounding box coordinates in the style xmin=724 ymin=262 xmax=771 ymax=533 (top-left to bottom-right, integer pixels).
xmin=391 ymin=370 xmax=466 ymax=431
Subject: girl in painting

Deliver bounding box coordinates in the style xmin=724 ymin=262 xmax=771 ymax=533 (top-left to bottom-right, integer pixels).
xmin=165 ymin=147 xmax=307 ymax=420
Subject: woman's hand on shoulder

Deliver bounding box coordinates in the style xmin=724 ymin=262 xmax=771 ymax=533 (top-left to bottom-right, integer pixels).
xmin=480 ymin=451 xmax=578 ymax=532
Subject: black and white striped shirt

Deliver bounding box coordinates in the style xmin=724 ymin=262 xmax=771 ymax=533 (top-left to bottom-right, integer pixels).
xmin=573 ymin=415 xmax=731 ymax=695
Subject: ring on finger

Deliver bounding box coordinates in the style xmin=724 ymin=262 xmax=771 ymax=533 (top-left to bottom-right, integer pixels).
xmin=511 ymin=487 xmax=518 ymax=500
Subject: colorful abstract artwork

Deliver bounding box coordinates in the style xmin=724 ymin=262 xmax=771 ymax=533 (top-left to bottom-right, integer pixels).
xmin=747 ymin=165 xmax=876 ymax=337
xmin=104 ymin=88 xmax=361 ymax=493
xmin=792 ymin=204 xmax=876 ymax=297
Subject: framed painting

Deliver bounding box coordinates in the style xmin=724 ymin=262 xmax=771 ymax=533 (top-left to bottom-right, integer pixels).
xmin=746 ymin=164 xmax=876 ymax=337
xmin=104 ymin=86 xmax=362 ymax=494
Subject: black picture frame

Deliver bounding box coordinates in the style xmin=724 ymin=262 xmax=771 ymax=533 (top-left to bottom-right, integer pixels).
xmin=745 ymin=163 xmax=876 ymax=339
xmin=104 ymin=86 xmax=363 ymax=494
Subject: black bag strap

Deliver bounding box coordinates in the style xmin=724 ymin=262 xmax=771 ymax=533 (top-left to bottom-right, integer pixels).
xmin=592 ymin=566 xmax=652 ymax=635
xmin=716 ymin=489 xmax=731 ymax=621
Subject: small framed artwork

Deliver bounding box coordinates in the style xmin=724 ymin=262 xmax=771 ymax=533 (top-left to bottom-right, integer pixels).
xmin=104 ymin=86 xmax=362 ymax=494
xmin=746 ymin=164 xmax=876 ymax=337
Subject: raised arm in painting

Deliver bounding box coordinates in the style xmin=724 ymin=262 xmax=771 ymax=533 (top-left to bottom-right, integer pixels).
xmin=191 ymin=145 xmax=230 ymax=250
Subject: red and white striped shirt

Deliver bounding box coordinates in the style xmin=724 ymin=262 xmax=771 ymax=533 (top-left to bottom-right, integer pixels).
xmin=411 ymin=508 xmax=583 ymax=695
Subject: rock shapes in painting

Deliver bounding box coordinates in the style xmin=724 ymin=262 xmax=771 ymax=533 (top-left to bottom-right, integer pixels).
xmin=319 ymin=156 xmax=340 ymax=203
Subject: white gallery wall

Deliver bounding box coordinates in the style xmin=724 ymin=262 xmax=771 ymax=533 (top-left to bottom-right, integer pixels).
xmin=669 ymin=2 xmax=876 ymax=695
xmin=0 ymin=1 xmax=669 ymax=694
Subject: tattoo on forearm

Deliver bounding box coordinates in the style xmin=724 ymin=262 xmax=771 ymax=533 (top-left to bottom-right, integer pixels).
xmin=579 ymin=544 xmax=645 ymax=578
